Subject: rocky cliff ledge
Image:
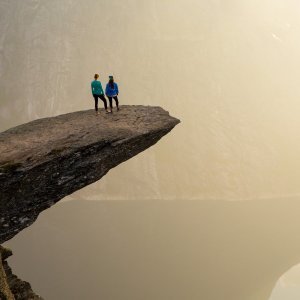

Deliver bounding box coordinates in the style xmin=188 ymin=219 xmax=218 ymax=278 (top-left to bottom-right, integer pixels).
xmin=0 ymin=105 xmax=179 ymax=299
xmin=0 ymin=105 xmax=179 ymax=243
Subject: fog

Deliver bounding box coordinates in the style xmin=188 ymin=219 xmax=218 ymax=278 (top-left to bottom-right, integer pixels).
xmin=2 ymin=0 xmax=300 ymax=299
xmin=5 ymin=197 xmax=300 ymax=300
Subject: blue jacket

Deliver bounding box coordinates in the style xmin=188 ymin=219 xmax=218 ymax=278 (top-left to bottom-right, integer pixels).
xmin=105 ymin=82 xmax=119 ymax=97
xmin=91 ymin=80 xmax=104 ymax=95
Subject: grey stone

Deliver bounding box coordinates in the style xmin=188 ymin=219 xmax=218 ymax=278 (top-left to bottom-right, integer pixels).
xmin=0 ymin=105 xmax=180 ymax=243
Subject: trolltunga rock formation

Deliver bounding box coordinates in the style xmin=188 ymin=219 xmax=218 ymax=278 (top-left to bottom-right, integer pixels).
xmin=0 ymin=105 xmax=180 ymax=244
xmin=0 ymin=105 xmax=179 ymax=299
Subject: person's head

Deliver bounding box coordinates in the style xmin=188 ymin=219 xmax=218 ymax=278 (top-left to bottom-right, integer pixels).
xmin=94 ymin=74 xmax=99 ymax=80
xmin=108 ymin=75 xmax=114 ymax=87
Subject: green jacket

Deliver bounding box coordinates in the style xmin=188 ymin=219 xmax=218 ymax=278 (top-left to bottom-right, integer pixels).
xmin=91 ymin=80 xmax=104 ymax=95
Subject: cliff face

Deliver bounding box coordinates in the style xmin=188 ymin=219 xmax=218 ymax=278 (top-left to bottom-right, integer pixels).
xmin=0 ymin=246 xmax=43 ymax=300
xmin=0 ymin=105 xmax=179 ymax=243
xmin=0 ymin=247 xmax=14 ymax=300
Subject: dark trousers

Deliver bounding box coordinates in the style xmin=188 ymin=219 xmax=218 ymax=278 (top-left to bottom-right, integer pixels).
xmin=108 ymin=96 xmax=119 ymax=109
xmin=93 ymin=94 xmax=107 ymax=111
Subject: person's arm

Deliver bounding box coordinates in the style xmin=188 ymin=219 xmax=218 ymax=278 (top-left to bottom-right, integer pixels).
xmin=115 ymin=83 xmax=119 ymax=95
xmin=91 ymin=82 xmax=94 ymax=94
xmin=99 ymin=82 xmax=104 ymax=95
xmin=105 ymin=84 xmax=108 ymax=96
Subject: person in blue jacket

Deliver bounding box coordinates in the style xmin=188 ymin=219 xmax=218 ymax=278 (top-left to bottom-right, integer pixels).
xmin=91 ymin=74 xmax=109 ymax=115
xmin=105 ymin=75 xmax=119 ymax=112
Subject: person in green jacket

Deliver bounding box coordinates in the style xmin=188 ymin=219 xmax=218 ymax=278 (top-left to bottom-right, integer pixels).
xmin=91 ymin=74 xmax=109 ymax=115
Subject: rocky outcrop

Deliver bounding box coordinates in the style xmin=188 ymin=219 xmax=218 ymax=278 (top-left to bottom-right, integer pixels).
xmin=0 ymin=246 xmax=14 ymax=300
xmin=0 ymin=105 xmax=179 ymax=243
xmin=0 ymin=105 xmax=179 ymax=299
xmin=0 ymin=246 xmax=43 ymax=300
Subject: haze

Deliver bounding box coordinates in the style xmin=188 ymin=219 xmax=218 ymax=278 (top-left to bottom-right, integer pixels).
xmin=2 ymin=0 xmax=300 ymax=299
